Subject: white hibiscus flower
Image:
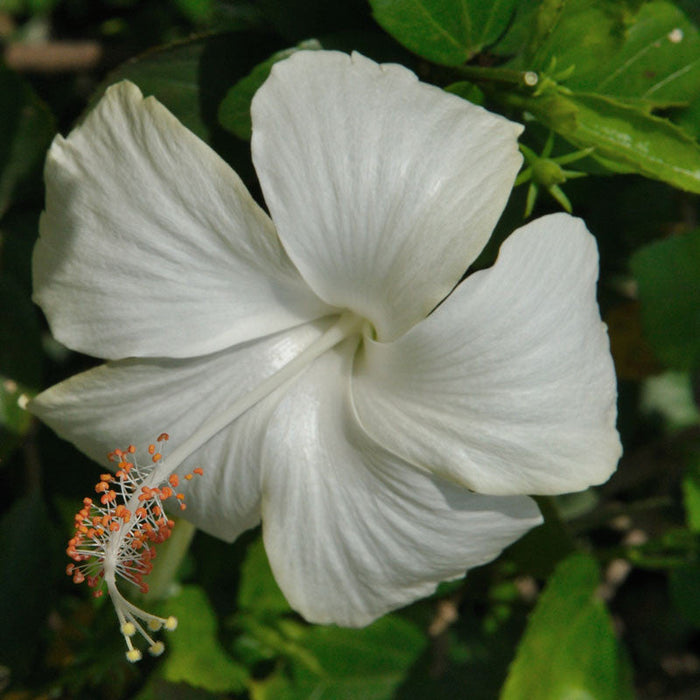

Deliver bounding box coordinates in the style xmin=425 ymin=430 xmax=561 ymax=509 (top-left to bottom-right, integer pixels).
xmin=30 ymin=51 xmax=620 ymax=655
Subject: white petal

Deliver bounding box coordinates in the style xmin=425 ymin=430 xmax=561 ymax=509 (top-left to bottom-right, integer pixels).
xmin=354 ymin=214 xmax=622 ymax=496
xmin=260 ymin=340 xmax=541 ymax=626
xmin=30 ymin=321 xmax=328 ymax=540
xmin=252 ymin=51 xmax=523 ymax=341
xmin=34 ymin=81 xmax=330 ymax=360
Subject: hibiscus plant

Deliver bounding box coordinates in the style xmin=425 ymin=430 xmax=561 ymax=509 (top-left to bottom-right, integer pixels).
xmin=1 ymin=1 xmax=699 ymax=698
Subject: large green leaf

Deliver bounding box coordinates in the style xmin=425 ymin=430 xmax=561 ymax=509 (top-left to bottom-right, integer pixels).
xmin=512 ymin=89 xmax=700 ymax=192
xmin=523 ymin=0 xmax=625 ymax=80
xmin=0 ymin=68 xmax=54 ymax=218
xmin=501 ymin=553 xmax=634 ymax=700
xmin=159 ymin=585 xmax=249 ymax=693
xmin=631 ymin=228 xmax=700 ymax=370
xmin=266 ymin=615 xmax=426 ymax=700
xmin=508 ymin=0 xmax=700 ymax=107
xmin=370 ymin=0 xmax=518 ymax=66
xmin=582 ymin=1 xmax=700 ymax=105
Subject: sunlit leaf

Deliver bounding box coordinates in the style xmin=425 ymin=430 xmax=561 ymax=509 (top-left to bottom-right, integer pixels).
xmin=290 ymin=615 xmax=427 ymax=699
xmin=564 ymin=1 xmax=700 ymax=106
xmin=631 ymin=228 xmax=700 ymax=369
xmin=514 ymin=90 xmax=700 ymax=192
xmin=501 ymin=553 xmax=634 ymax=700
xmin=682 ymin=452 xmax=700 ymax=533
xmin=159 ymin=585 xmax=248 ymax=693
xmin=523 ymin=0 xmax=625 ymax=80
xmin=370 ymin=0 xmax=518 ymax=65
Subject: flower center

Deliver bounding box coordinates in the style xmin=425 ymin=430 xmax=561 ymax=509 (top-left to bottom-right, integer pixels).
xmin=67 ymin=311 xmax=364 ymax=661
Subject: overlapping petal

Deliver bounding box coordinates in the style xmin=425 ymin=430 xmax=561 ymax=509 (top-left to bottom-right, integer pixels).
xmin=260 ymin=340 xmax=542 ymax=626
xmin=34 ymin=81 xmax=331 ymax=361
xmin=252 ymin=51 xmax=523 ymax=341
xmin=353 ymin=214 xmax=622 ymax=495
xmin=31 ymin=321 xmax=330 ymax=540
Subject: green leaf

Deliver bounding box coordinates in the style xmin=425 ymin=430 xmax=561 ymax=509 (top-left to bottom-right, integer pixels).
xmin=512 ymin=89 xmax=700 ymax=192
xmin=0 ymin=68 xmax=55 ymax=217
xmin=159 ymin=585 xmax=249 ymax=693
xmin=219 ymin=39 xmax=322 ymax=140
xmin=682 ymin=452 xmax=700 ymax=532
xmin=96 ymin=32 xmax=280 ymax=171
xmin=501 ymin=553 xmax=634 ymax=700
xmin=237 ymin=537 xmax=290 ymax=616
xmin=523 ymin=0 xmax=625 ymax=80
xmin=631 ymin=228 xmax=700 ymax=370
xmin=370 ymin=0 xmax=518 ymax=66
xmin=290 ymin=615 xmax=427 ymax=699
xmin=564 ymin=1 xmax=700 ymax=106
xmin=445 ymin=80 xmax=486 ymax=105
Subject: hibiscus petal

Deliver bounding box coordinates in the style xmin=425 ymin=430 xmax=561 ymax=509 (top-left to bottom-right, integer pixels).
xmin=34 ymin=81 xmax=330 ymax=360
xmin=260 ymin=340 xmax=542 ymax=626
xmin=30 ymin=321 xmax=329 ymax=540
xmin=252 ymin=51 xmax=523 ymax=342
xmin=354 ymin=213 xmax=622 ymax=496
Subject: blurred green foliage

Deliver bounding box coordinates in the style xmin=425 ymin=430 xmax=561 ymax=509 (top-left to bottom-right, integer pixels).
xmin=1 ymin=0 xmax=699 ymax=698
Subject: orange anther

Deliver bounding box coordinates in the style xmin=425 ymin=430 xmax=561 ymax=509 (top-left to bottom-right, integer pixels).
xmin=193 ymin=468 xmax=203 ymax=476
xmin=185 ymin=474 xmax=193 ymax=481
xmin=100 ymin=473 xmax=113 ymax=482
xmin=148 ymin=444 xmax=156 ymax=455
xmin=95 ymin=482 xmax=109 ymax=493
xmin=169 ymin=474 xmax=179 ymax=488
xmin=157 ymin=433 xmax=169 ymax=442
xmin=176 ymin=493 xmax=185 ymax=500
xmin=110 ymin=522 xmax=120 ymax=532
xmin=152 ymin=453 xmax=162 ymax=463
xmin=128 ymin=444 xmax=136 ymax=453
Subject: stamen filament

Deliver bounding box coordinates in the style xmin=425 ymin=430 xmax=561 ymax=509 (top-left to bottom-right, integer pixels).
xmin=150 ymin=311 xmax=363 ymax=485
xmin=67 ymin=312 xmax=363 ymax=661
